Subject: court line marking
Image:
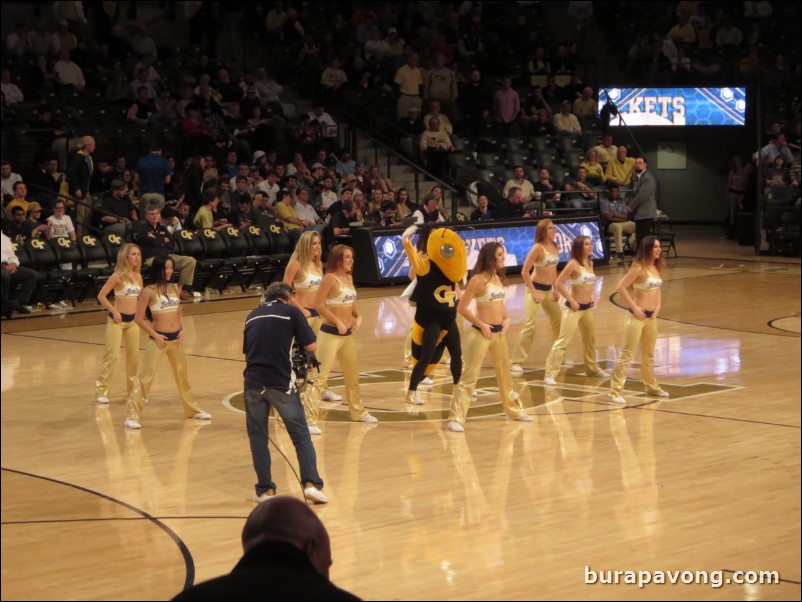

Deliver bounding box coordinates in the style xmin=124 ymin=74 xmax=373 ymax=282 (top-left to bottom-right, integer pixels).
xmin=0 ymin=467 xmax=195 ymax=591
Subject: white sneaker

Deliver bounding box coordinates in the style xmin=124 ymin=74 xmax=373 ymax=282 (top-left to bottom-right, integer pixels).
xmin=608 ymin=395 xmax=627 ymax=405
xmin=124 ymin=419 xmax=141 ymax=429
xmin=322 ymin=389 xmax=342 ymax=401
xmin=308 ymin=425 xmax=322 ymax=435
xmin=192 ymin=291 xmax=202 ymax=298
xmin=648 ymin=389 xmax=670 ymax=398
xmin=405 ymin=391 xmax=425 ymax=405
xmin=252 ymin=490 xmax=275 ymax=503
xmin=472 ymin=390 xmax=478 ymax=398
xmin=563 ymin=358 xmax=575 ymax=366
xmin=510 ymin=364 xmax=524 ymax=375
xmin=543 ymin=376 xmax=557 ymax=386
xmin=362 ymin=414 xmax=378 ymax=423
xmin=592 ymin=370 xmax=611 ymax=379
xmin=420 ymin=376 xmax=435 ymax=387
xmin=303 ymin=486 xmax=329 ymax=504
xmin=446 ymin=420 xmax=464 ymax=432
xmin=192 ymin=411 xmax=212 ymax=420
xmin=510 ymin=413 xmax=533 ymax=422
xmin=95 ymin=396 xmax=110 ymax=404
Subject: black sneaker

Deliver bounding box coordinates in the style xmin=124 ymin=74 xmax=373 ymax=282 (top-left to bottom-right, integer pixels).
xmin=16 ymin=304 xmax=32 ymax=314
xmin=616 ymin=253 xmax=626 ymax=261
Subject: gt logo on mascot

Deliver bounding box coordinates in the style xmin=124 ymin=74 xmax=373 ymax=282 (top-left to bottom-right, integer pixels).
xmin=434 ymin=285 xmax=457 ymax=307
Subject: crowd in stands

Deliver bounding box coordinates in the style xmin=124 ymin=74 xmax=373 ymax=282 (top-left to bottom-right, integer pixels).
xmin=1 ymin=1 xmax=801 ymax=315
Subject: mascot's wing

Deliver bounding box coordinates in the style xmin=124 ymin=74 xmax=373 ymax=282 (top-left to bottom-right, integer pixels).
xmin=403 ymin=233 xmax=430 ymax=276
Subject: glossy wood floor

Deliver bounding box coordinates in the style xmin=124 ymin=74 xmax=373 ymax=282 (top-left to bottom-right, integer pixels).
xmin=2 ymin=230 xmax=801 ymax=601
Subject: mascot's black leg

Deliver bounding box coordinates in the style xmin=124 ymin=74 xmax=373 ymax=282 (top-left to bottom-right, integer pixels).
xmin=409 ymin=323 xmax=443 ymax=391
xmin=442 ymin=322 xmax=462 ymax=383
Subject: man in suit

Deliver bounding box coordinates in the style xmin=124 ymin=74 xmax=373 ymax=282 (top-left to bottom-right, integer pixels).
xmin=172 ymin=496 xmax=360 ymax=601
xmin=628 ymin=156 xmax=657 ymax=244
xmin=66 ymin=135 xmax=95 ymax=237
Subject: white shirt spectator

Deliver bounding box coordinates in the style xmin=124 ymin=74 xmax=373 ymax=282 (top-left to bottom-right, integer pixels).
xmin=294 ymin=200 xmax=321 ymax=226
xmin=47 ymin=214 xmax=75 ymax=238
xmin=1 ymin=232 xmax=21 ymax=265
xmin=256 ymin=180 xmax=280 ymax=205
xmin=1 ymin=81 xmax=24 ymax=105
xmin=53 ymin=57 xmax=85 ymax=89
xmin=1 ymin=171 xmax=23 ymax=199
xmin=318 ymin=189 xmax=338 ymax=211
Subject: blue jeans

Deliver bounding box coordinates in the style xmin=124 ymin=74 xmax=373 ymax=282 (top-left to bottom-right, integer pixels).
xmin=244 ymin=387 xmax=323 ymax=496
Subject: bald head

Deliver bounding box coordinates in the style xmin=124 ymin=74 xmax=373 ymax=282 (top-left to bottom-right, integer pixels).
xmin=242 ymin=496 xmax=332 ymax=578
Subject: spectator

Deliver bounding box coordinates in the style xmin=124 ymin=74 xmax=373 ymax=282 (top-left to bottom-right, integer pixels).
xmin=493 ymin=76 xmax=521 ymax=137
xmin=294 ymin=187 xmax=325 ymax=233
xmin=1 ymin=232 xmax=40 ymax=318
xmin=127 ymin=85 xmax=155 ymax=125
xmin=52 ymin=19 xmax=78 ymax=55
xmin=411 ymin=194 xmax=445 ymax=224
xmin=424 ymin=54 xmax=458 ymax=117
xmin=135 ymin=204 xmax=200 ymax=298
xmin=422 ymin=100 xmax=454 ymax=136
xmin=458 ymin=69 xmax=492 ymax=139
xmin=572 ymin=87 xmax=597 ymax=130
xmin=553 ymin=100 xmax=582 ymax=137
xmin=0 ymin=159 xmax=22 ymax=202
xmin=602 ymin=184 xmax=636 ymax=261
xmin=581 ymin=149 xmax=606 ymax=186
xmin=0 ymin=69 xmax=24 ymax=105
xmin=3 ymin=206 xmax=29 ymax=244
xmin=533 ymin=168 xmax=562 ymax=210
xmin=367 ymin=200 xmax=398 ymax=227
xmin=470 ymin=194 xmax=495 ymax=221
xmin=53 ymin=48 xmax=85 ymax=90
xmin=419 ymin=117 xmax=454 ymax=178
xmin=100 ymin=180 xmax=138 ymax=236
xmin=136 ymin=141 xmax=172 ymax=206
xmin=503 ymin=165 xmax=535 ymax=204
xmin=592 ymin=134 xmax=616 ymax=167
xmin=499 ymin=186 xmax=531 ymax=219
xmin=715 ymin=19 xmax=743 ymax=48
xmin=759 ymin=134 xmax=794 ymax=167
xmin=26 ymin=19 xmax=53 ymax=57
xmin=394 ymin=52 xmax=423 ymax=119
xmin=25 ymin=203 xmax=48 ymax=239
xmin=194 ymin=188 xmax=229 ymax=232
xmin=5 ymin=181 xmax=29 ymax=215
xmin=764 ymin=156 xmax=790 ymax=188
xmin=171 ymin=494 xmax=361 ymax=601
xmin=274 ymin=189 xmax=303 ymax=247
xmin=46 ymin=198 xmax=76 ymax=242
xmin=563 ymin=167 xmax=597 ymax=210
xmin=66 ymin=135 xmax=95 ymax=237
xmin=605 ymin=146 xmax=637 ymax=187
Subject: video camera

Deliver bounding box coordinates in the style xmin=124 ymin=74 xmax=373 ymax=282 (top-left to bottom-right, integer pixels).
xmin=291 ymin=343 xmax=321 ymax=382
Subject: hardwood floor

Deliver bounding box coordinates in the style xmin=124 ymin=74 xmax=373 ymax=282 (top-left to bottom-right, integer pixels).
xmin=2 ymin=227 xmax=800 ymax=601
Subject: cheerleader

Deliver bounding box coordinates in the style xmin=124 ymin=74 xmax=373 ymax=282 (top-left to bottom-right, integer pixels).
xmin=124 ymin=255 xmax=211 ymax=429
xmin=283 ymin=231 xmax=342 ymax=402
xmin=510 ymin=219 xmax=565 ymax=374
xmin=543 ymin=236 xmax=610 ymax=386
xmin=447 ymin=242 xmax=532 ymax=432
xmin=94 ymin=243 xmax=143 ymax=404
xmin=608 ymin=235 xmax=669 ymax=404
xmin=303 ymin=245 xmax=378 ymax=434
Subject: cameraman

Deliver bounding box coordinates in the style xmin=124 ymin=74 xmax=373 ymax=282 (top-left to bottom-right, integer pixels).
xmin=243 ymin=282 xmax=327 ymax=504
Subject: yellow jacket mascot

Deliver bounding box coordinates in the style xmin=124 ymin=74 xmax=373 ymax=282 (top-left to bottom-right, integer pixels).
xmin=402 ymin=224 xmax=467 ymax=405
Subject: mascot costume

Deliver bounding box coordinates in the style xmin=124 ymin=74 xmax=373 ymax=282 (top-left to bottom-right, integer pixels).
xmin=402 ymin=224 xmax=467 ymax=405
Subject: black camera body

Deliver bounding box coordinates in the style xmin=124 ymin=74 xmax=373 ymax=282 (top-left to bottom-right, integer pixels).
xmin=291 ymin=344 xmax=320 ymax=381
